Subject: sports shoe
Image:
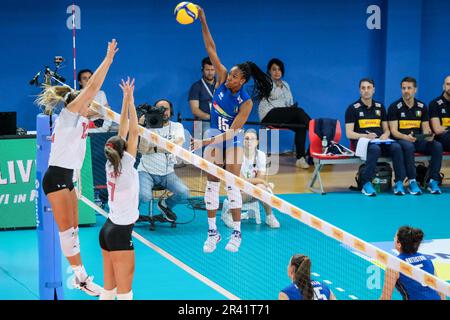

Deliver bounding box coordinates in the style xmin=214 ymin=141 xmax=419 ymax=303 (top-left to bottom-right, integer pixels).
xmin=295 ymin=157 xmax=310 ymax=169
xmin=265 ymin=214 xmax=280 ymax=228
xmin=393 ymin=181 xmax=405 ymax=196
xmin=427 ymin=179 xmax=442 ymax=195
xmin=72 ymin=275 xmax=103 ymax=297
xmin=203 ymin=229 xmax=221 ymax=253
xmin=408 ymin=180 xmax=422 ymax=195
xmin=158 ymin=198 xmax=177 ymax=222
xmin=225 ymin=230 xmax=242 ymax=253
xmin=361 ymin=182 xmax=376 ymax=196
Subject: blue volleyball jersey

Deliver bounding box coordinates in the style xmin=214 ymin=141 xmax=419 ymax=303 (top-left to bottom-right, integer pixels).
xmin=210 ymin=83 xmax=251 ymax=133
xmin=396 ymin=252 xmax=441 ymax=300
xmin=281 ymin=281 xmax=332 ymax=300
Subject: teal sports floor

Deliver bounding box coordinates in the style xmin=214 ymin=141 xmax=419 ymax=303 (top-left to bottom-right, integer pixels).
xmin=1 ymin=190 xmax=449 ymax=300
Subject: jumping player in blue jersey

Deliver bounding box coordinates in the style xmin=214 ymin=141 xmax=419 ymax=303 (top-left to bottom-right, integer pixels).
xmin=380 ymin=226 xmax=445 ymax=300
xmin=191 ymin=6 xmax=273 ymax=253
xmin=279 ymin=254 xmax=336 ymax=300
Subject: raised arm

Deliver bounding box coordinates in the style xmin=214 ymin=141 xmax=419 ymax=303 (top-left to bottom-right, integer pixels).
xmin=197 ymin=6 xmax=227 ymax=85
xmin=118 ymin=78 xmax=132 ymax=140
xmin=380 ymin=268 xmax=399 ymax=300
xmin=67 ymin=39 xmax=119 ymax=115
xmin=126 ymin=79 xmax=139 ymax=158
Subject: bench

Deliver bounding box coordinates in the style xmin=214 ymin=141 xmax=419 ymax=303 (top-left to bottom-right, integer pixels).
xmin=307 ymin=119 xmax=450 ymax=194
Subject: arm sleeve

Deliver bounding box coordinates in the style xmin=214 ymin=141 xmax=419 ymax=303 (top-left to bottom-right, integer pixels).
xmin=174 ymin=123 xmax=185 ymax=143
xmin=283 ymin=81 xmax=294 ymax=106
xmin=387 ymin=105 xmax=398 ymax=121
xmin=344 ymin=106 xmax=356 ymax=124
xmin=428 ymin=101 xmax=438 ymax=118
xmin=422 ymin=104 xmax=429 ymax=121
xmin=188 ymin=82 xmax=200 ymax=101
xmin=257 ymin=151 xmax=267 ymax=174
xmin=381 ymin=105 xmax=387 ymax=121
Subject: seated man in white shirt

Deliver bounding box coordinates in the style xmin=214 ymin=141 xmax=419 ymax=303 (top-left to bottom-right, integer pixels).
xmin=221 ymin=129 xmax=280 ymax=228
xmin=78 ymin=69 xmax=114 ymax=132
xmin=137 ymin=99 xmax=189 ymax=221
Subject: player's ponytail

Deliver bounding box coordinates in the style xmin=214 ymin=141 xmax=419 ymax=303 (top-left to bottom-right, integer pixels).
xmin=35 ymin=85 xmax=79 ymax=115
xmin=237 ymin=61 xmax=273 ymax=101
xmin=397 ymin=226 xmax=424 ymax=254
xmin=291 ymin=254 xmax=314 ymax=300
xmin=104 ymin=136 xmax=127 ymax=177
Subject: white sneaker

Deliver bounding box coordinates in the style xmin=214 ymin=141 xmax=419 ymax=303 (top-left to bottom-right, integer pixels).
xmin=72 ymin=275 xmax=103 ymax=297
xmin=296 ymin=157 xmax=310 ymax=169
xmin=221 ymin=200 xmax=234 ymax=229
xmin=203 ymin=230 xmax=221 ymax=253
xmin=225 ymin=231 xmax=242 ymax=253
xmin=265 ymin=214 xmax=280 ymax=228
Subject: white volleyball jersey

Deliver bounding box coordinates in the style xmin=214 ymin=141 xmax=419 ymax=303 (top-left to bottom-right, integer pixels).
xmin=48 ymin=108 xmax=89 ymax=170
xmin=106 ymin=151 xmax=139 ymax=225
xmin=241 ymin=150 xmax=267 ymax=179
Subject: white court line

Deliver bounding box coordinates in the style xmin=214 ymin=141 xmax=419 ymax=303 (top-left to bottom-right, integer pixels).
xmin=79 ymin=195 xmax=240 ymax=300
xmin=323 ymin=280 xmax=332 ymax=285
xmin=348 ymin=295 xmax=359 ymax=300
xmin=311 ymin=272 xmax=320 ymax=277
xmin=336 ymin=288 xmax=345 ymax=292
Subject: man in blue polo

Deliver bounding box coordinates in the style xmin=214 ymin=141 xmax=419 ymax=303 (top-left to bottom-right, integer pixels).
xmin=345 ymin=78 xmax=406 ymax=196
xmin=188 ymin=57 xmax=216 ymax=140
xmin=388 ymin=77 xmax=443 ymax=195
xmin=429 ymin=76 xmax=450 ymax=151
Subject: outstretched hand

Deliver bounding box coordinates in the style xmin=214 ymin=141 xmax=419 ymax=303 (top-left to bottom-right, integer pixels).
xmin=119 ymin=77 xmax=135 ymax=102
xmin=106 ymin=39 xmax=119 ymax=62
xmin=196 ymin=5 xmax=205 ymax=22
xmin=190 ymin=137 xmax=204 ymax=152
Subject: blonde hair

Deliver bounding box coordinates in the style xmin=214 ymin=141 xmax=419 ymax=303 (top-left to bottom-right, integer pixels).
xmin=35 ymin=85 xmax=79 ymax=115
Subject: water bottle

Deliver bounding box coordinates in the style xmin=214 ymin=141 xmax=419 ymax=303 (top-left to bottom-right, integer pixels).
xmin=322 ymin=136 xmax=328 ymax=153
xmin=373 ymin=178 xmax=381 ymax=193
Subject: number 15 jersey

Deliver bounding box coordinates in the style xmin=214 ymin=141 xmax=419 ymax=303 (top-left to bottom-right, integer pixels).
xmin=210 ymin=83 xmax=251 ymax=133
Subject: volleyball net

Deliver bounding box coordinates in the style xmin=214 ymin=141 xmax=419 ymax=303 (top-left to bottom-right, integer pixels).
xmin=76 ymin=103 xmax=449 ymax=300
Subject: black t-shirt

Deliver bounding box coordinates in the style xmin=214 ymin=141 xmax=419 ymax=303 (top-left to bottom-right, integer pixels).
xmin=345 ymin=99 xmax=386 ymax=141
xmin=188 ymin=79 xmax=216 ymax=118
xmin=387 ymin=98 xmax=429 ymax=136
xmin=429 ymin=94 xmax=450 ymax=130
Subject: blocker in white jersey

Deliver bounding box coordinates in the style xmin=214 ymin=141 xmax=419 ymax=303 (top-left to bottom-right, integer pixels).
xmin=100 ymin=77 xmax=139 ymax=300
xmin=49 ymin=108 xmax=89 ymax=170
xmin=106 ymin=151 xmax=139 ymax=226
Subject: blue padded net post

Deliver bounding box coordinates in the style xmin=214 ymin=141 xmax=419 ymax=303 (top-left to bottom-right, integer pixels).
xmin=36 ymin=113 xmax=64 ymax=300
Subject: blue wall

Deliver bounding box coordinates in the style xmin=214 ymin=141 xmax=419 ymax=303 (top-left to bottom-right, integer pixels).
xmin=0 ymin=0 xmax=448 ymax=146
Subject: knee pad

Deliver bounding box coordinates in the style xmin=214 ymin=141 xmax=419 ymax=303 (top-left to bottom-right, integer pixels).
xmin=205 ymin=181 xmax=220 ymax=210
xmin=226 ymin=184 xmax=242 ymax=209
xmin=73 ymin=227 xmax=80 ymax=255
xmin=100 ymin=288 xmax=117 ymax=300
xmin=59 ymin=227 xmax=79 ymax=257
xmin=116 ymin=290 xmax=133 ymax=300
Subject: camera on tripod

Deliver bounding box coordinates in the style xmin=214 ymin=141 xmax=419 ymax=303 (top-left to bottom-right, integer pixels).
xmin=137 ymin=103 xmax=166 ymax=129
xmin=29 ymin=56 xmax=66 ymax=87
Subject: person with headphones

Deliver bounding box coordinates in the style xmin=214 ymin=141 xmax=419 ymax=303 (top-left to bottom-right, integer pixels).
xmin=137 ymin=99 xmax=190 ymax=221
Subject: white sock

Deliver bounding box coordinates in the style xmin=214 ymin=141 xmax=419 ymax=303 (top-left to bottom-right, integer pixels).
xmin=72 ymin=265 xmax=88 ymax=282
xmin=208 ymin=217 xmax=217 ymax=231
xmin=99 ymin=288 xmax=116 ymax=300
xmin=116 ymin=290 xmax=133 ymax=300
xmin=233 ymin=221 xmax=241 ymax=233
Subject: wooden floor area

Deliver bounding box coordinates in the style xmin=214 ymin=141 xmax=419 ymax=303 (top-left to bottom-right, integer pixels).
xmin=176 ymin=154 xmax=450 ymax=196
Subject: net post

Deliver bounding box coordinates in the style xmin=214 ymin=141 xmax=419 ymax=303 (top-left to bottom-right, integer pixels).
xmin=36 ymin=114 xmax=64 ymax=300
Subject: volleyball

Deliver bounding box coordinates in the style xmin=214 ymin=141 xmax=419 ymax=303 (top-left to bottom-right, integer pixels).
xmin=174 ymin=2 xmax=198 ymax=25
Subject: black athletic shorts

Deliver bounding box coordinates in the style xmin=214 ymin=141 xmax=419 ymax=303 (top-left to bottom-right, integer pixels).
xmin=99 ymin=218 xmax=134 ymax=252
xmin=42 ymin=166 xmax=75 ymax=195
